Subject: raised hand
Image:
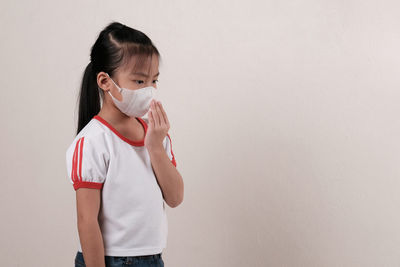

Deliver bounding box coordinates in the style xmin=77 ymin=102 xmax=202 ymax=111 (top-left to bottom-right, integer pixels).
xmin=145 ymin=99 xmax=170 ymax=152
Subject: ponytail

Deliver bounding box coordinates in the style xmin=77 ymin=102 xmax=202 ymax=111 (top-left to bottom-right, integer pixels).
xmin=77 ymin=61 xmax=101 ymax=135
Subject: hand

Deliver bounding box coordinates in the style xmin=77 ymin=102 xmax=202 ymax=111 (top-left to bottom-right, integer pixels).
xmin=145 ymin=99 xmax=170 ymax=152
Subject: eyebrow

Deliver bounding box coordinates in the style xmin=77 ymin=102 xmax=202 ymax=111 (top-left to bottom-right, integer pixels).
xmin=131 ymin=72 xmax=160 ymax=78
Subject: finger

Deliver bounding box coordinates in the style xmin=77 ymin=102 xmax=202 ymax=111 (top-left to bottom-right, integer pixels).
xmin=148 ymin=110 xmax=154 ymax=129
xmin=152 ymin=100 xmax=162 ymax=127
xmin=155 ymin=101 xmax=166 ymax=127
xmin=151 ymin=100 xmax=160 ymax=127
xmin=158 ymin=101 xmax=169 ymax=128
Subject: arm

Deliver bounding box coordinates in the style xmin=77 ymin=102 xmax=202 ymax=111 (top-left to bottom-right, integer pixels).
xmin=149 ymin=145 xmax=184 ymax=208
xmin=146 ymin=100 xmax=184 ymax=208
xmin=76 ymin=188 xmax=106 ymax=267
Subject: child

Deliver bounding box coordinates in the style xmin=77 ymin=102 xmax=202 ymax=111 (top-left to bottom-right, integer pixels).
xmin=65 ymin=21 xmax=184 ymax=267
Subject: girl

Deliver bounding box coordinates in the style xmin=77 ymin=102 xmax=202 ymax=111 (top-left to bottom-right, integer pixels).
xmin=65 ymin=21 xmax=184 ymax=267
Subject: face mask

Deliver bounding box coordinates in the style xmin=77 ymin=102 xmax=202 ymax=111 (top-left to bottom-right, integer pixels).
xmin=106 ymin=73 xmax=157 ymax=117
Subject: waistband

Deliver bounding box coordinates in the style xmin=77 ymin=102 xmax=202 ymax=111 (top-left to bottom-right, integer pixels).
xmin=77 ymin=251 xmax=162 ymax=259
xmin=123 ymin=253 xmax=162 ymax=260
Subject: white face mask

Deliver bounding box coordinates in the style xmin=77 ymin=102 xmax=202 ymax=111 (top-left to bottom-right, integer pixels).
xmin=106 ymin=73 xmax=157 ymax=117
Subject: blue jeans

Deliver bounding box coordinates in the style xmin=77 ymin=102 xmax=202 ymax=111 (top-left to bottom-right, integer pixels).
xmin=74 ymin=251 xmax=164 ymax=267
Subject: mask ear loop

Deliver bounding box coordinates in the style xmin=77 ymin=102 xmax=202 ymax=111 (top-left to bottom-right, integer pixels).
xmin=106 ymin=73 xmax=122 ymax=93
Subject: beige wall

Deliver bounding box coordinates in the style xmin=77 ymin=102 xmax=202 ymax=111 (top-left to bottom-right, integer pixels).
xmin=1 ymin=0 xmax=399 ymax=266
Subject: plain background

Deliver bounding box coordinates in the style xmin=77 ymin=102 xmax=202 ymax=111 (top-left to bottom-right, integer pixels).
xmin=1 ymin=0 xmax=400 ymax=266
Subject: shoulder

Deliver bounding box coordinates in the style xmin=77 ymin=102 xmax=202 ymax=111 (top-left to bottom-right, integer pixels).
xmin=65 ymin=119 xmax=109 ymax=157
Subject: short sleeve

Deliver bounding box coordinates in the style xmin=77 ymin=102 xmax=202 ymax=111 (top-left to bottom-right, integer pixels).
xmin=164 ymin=133 xmax=177 ymax=167
xmin=65 ymin=134 xmax=109 ymax=190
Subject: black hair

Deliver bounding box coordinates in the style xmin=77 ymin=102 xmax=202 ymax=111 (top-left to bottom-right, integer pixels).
xmin=75 ymin=21 xmax=161 ymax=135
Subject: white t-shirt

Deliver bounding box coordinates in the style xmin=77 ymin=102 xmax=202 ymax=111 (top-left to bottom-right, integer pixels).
xmin=65 ymin=114 xmax=177 ymax=256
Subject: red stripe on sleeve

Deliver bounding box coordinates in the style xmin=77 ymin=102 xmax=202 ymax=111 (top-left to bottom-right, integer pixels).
xmin=167 ymin=134 xmax=177 ymax=167
xmin=78 ymin=137 xmax=84 ymax=182
xmin=71 ymin=138 xmax=80 ymax=182
xmin=171 ymin=148 xmax=176 ymax=167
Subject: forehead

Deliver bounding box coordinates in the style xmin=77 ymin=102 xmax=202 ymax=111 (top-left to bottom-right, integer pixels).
xmin=121 ymin=54 xmax=159 ymax=76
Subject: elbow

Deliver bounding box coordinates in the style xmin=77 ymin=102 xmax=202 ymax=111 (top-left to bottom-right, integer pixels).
xmin=168 ymin=201 xmax=182 ymax=208
xmin=77 ymin=218 xmax=100 ymax=235
xmin=165 ymin=176 xmax=184 ymax=208
xmin=167 ymin=194 xmax=184 ymax=208
xmin=77 ymin=217 xmax=99 ymax=228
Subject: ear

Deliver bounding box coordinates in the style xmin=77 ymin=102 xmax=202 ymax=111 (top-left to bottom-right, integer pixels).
xmin=97 ymin=71 xmax=111 ymax=92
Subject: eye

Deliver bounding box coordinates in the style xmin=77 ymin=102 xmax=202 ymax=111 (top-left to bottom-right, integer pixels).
xmin=134 ymin=80 xmax=144 ymax=84
xmin=153 ymin=79 xmax=159 ymax=84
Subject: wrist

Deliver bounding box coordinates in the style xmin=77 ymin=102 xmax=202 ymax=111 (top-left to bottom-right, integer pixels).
xmin=147 ymin=144 xmax=164 ymax=155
